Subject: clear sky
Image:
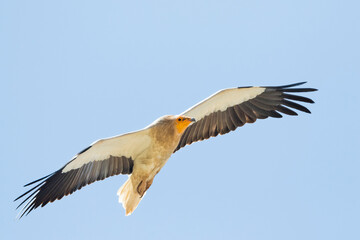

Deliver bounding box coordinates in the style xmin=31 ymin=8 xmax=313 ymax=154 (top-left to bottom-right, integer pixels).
xmin=2 ymin=1 xmax=360 ymax=239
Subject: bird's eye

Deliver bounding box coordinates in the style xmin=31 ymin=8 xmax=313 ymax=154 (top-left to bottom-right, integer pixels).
xmin=178 ymin=118 xmax=181 ymax=121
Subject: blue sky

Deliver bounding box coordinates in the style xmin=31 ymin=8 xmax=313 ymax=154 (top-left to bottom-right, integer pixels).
xmin=2 ymin=1 xmax=359 ymax=239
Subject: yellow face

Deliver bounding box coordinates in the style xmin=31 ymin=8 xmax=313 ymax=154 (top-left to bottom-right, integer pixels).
xmin=175 ymin=116 xmax=195 ymax=134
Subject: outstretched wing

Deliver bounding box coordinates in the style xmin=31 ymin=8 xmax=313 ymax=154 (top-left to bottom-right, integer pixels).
xmin=15 ymin=129 xmax=151 ymax=218
xmin=174 ymin=82 xmax=317 ymax=152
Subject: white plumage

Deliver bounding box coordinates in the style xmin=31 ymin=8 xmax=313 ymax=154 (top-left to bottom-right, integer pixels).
xmin=62 ymin=130 xmax=152 ymax=173
xmin=182 ymin=87 xmax=266 ymax=118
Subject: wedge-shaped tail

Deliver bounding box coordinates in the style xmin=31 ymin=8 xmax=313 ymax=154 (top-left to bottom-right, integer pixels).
xmin=117 ymin=177 xmax=143 ymax=216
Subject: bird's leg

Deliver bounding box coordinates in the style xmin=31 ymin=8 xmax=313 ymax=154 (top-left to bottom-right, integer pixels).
xmin=145 ymin=178 xmax=154 ymax=191
xmin=136 ymin=178 xmax=154 ymax=198
xmin=136 ymin=181 xmax=146 ymax=197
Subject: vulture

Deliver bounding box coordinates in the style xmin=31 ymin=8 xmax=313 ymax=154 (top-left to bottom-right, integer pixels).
xmin=15 ymin=82 xmax=317 ymax=217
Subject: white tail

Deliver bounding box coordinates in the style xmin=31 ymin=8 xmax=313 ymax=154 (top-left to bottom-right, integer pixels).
xmin=117 ymin=177 xmax=142 ymax=216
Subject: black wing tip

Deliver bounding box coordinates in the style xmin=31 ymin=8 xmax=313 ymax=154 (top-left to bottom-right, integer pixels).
xmin=15 ymin=194 xmax=38 ymax=219
xmin=261 ymin=81 xmax=305 ymax=89
xmin=239 ymin=82 xmax=318 ymax=93
xmin=304 ymin=98 xmax=315 ymax=104
xmin=264 ymin=82 xmax=318 ymax=92
xmin=278 ymin=81 xmax=307 ymax=88
xmin=23 ymin=173 xmax=54 ymax=187
xmin=306 ymin=87 xmax=318 ymax=92
xmin=300 ymin=107 xmax=311 ymax=114
xmin=14 ymin=171 xmax=60 ymax=218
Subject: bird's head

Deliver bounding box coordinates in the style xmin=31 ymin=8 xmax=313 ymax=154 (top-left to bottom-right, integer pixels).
xmin=174 ymin=115 xmax=196 ymax=134
xmin=148 ymin=115 xmax=195 ymax=136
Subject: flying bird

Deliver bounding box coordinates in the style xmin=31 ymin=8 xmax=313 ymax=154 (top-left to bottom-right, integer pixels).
xmin=15 ymin=82 xmax=317 ymax=217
